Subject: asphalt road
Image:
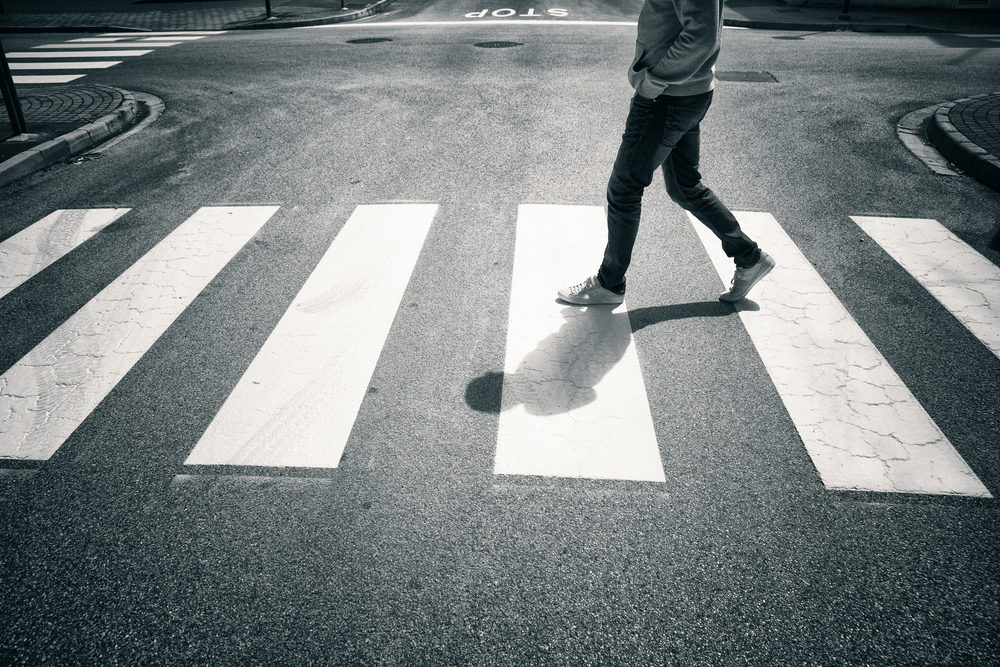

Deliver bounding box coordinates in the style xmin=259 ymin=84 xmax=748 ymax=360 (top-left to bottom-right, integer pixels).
xmin=1 ymin=8 xmax=999 ymax=664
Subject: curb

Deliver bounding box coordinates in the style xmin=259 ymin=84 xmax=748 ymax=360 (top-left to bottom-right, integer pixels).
xmin=927 ymin=94 xmax=1000 ymax=194
xmin=232 ymin=0 xmax=394 ymax=29
xmin=0 ymin=88 xmax=140 ymax=188
xmin=0 ymin=0 xmax=393 ymax=33
xmin=722 ymin=17 xmax=944 ymax=33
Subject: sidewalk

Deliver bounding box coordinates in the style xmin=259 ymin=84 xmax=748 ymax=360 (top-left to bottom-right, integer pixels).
xmin=0 ymin=0 xmax=392 ymax=32
xmin=2 ymin=0 xmax=1000 ymax=199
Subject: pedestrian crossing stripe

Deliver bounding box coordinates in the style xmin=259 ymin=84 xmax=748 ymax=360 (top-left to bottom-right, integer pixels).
xmin=690 ymin=211 xmax=991 ymax=498
xmin=7 ymin=33 xmax=207 ymax=84
xmin=0 ymin=207 xmax=278 ymax=462
xmin=850 ymin=216 xmax=1000 ymax=361
xmin=6 ymin=51 xmax=153 ymax=59
xmin=31 ymin=42 xmax=183 ymax=49
xmin=0 ymin=204 xmax=993 ymax=497
xmin=9 ymin=75 xmax=86 ymax=85
xmin=8 ymin=62 xmax=123 ymax=71
xmin=184 ymin=204 xmax=437 ymax=469
xmin=494 ymin=204 xmax=665 ymax=483
xmin=0 ymin=208 xmax=131 ymax=301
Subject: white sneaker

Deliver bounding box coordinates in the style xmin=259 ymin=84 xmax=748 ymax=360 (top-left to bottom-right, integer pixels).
xmin=719 ymin=251 xmax=775 ymax=302
xmin=557 ymin=275 xmax=624 ymax=306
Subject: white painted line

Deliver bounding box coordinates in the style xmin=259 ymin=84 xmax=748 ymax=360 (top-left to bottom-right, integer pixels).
xmin=33 ymin=42 xmax=180 ymax=48
xmin=8 ymin=61 xmax=121 ymax=70
xmin=139 ymin=36 xmax=206 ymax=41
xmin=852 ymin=216 xmax=1000 ymax=360
xmin=98 ymin=31 xmax=226 ymax=35
xmin=303 ymin=19 xmax=747 ymax=29
xmin=6 ymin=50 xmax=153 ymax=58
xmin=690 ymin=211 xmax=990 ymax=497
xmin=0 ymin=209 xmax=130 ymax=300
xmin=0 ymin=206 xmax=278 ymax=462
xmin=185 ymin=204 xmax=437 ymax=469
xmin=303 ymin=19 xmax=638 ymax=28
xmin=12 ymin=74 xmax=86 ymax=84
xmin=494 ymin=204 xmax=665 ymax=483
xmin=68 ymin=37 xmax=132 ymax=42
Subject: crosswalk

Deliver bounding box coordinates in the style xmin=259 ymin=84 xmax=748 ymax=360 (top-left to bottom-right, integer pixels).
xmin=6 ymin=31 xmax=224 ymax=85
xmin=0 ymin=202 xmax=995 ymax=498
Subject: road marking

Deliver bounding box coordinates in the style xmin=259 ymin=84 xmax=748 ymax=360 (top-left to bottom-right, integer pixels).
xmin=138 ymin=36 xmax=207 ymax=41
xmin=185 ymin=204 xmax=437 ymax=470
xmin=97 ymin=31 xmax=226 ymax=36
xmin=0 ymin=209 xmax=130 ymax=300
xmin=0 ymin=206 xmax=278 ymax=462
xmin=32 ymin=42 xmax=181 ymax=49
xmin=6 ymin=50 xmax=153 ymax=58
xmin=12 ymin=75 xmax=86 ymax=84
xmin=68 ymin=37 xmax=132 ymax=42
xmin=494 ymin=204 xmax=665 ymax=483
xmin=8 ymin=61 xmax=122 ymax=70
xmin=851 ymin=216 xmax=1000 ymax=360
xmin=303 ymin=20 xmax=746 ymax=28
xmin=690 ymin=211 xmax=990 ymax=497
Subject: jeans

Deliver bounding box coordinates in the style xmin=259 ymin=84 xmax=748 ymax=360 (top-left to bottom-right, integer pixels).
xmin=597 ymin=90 xmax=760 ymax=294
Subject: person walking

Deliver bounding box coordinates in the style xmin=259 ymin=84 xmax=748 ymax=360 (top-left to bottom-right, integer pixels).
xmin=559 ymin=0 xmax=775 ymax=306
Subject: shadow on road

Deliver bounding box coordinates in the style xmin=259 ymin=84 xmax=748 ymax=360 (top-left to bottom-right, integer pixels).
xmin=466 ymin=299 xmax=754 ymax=414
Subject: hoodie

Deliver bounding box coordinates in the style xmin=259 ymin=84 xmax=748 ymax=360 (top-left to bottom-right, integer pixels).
xmin=628 ymin=0 xmax=724 ymax=98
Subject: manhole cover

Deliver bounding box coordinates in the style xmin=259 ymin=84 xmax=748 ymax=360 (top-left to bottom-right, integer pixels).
xmin=346 ymin=37 xmax=393 ymax=44
xmin=716 ymin=71 xmax=779 ymax=83
xmin=474 ymin=41 xmax=522 ymax=49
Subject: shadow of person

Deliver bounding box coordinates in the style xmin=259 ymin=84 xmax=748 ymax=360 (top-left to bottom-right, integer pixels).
xmin=466 ymin=299 xmax=754 ymax=414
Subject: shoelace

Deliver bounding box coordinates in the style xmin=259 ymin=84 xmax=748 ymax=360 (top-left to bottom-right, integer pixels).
xmin=570 ymin=276 xmax=595 ymax=294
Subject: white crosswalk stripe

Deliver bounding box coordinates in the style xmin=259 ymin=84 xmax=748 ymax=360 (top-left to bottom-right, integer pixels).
xmin=8 ymin=32 xmax=215 ymax=84
xmin=185 ymin=204 xmax=437 ymax=469
xmin=8 ymin=62 xmax=123 ymax=71
xmin=0 ymin=203 xmax=994 ymax=498
xmin=851 ymin=216 xmax=1000 ymax=360
xmin=0 ymin=208 xmax=131 ymax=300
xmin=494 ymin=204 xmax=665 ymax=482
xmin=31 ymin=42 xmax=183 ymax=49
xmin=0 ymin=207 xmax=278 ymax=461
xmin=689 ymin=211 xmax=990 ymax=498
xmin=9 ymin=75 xmax=87 ymax=84
xmin=6 ymin=50 xmax=153 ymax=58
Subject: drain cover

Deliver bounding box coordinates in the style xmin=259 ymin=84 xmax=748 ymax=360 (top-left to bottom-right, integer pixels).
xmin=474 ymin=41 xmax=522 ymax=49
xmin=716 ymin=71 xmax=779 ymax=83
xmin=347 ymin=37 xmax=393 ymax=44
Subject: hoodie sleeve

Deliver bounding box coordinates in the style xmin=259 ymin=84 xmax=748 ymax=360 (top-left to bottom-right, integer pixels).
xmin=635 ymin=0 xmax=721 ymax=98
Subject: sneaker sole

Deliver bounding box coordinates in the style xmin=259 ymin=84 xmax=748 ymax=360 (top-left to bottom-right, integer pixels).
xmin=557 ymin=292 xmax=624 ymax=306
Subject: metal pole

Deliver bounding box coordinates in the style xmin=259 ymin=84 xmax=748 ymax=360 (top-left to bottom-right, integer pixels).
xmin=0 ymin=39 xmax=28 ymax=137
xmin=265 ymin=0 xmax=272 ymax=19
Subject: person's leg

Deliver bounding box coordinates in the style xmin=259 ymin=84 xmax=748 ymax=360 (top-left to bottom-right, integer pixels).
xmin=596 ymin=95 xmax=676 ymax=294
xmin=661 ymin=99 xmax=760 ymax=269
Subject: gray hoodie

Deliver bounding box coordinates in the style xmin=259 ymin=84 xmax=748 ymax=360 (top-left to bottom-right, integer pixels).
xmin=628 ymin=0 xmax=724 ymax=98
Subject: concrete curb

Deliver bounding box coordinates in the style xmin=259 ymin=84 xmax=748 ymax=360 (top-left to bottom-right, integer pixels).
xmin=0 ymin=88 xmax=140 ymax=189
xmin=927 ymin=94 xmax=1000 ymax=195
xmin=225 ymin=0 xmax=394 ymax=30
xmin=722 ymin=17 xmax=944 ymax=33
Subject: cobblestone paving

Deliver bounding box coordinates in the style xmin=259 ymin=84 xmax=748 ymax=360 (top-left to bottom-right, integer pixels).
xmin=0 ymin=9 xmax=263 ymax=31
xmin=1 ymin=85 xmax=123 ymax=127
xmin=950 ymin=93 xmax=1000 ymax=161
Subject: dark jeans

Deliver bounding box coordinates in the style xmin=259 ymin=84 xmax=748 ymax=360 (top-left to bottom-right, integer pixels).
xmin=598 ymin=90 xmax=760 ymax=294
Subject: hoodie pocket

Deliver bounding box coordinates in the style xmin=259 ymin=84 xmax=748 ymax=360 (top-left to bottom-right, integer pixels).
xmin=628 ymin=40 xmax=647 ymax=88
xmin=631 ymin=40 xmax=646 ymax=72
